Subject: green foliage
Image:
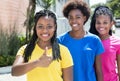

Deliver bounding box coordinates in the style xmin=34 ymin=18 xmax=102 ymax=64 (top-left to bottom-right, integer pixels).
xmin=91 ymin=3 xmax=106 ymax=9
xmin=106 ymin=0 xmax=120 ymax=18
xmin=90 ymin=0 xmax=120 ymax=18
xmin=0 ymin=55 xmax=15 ymax=67
xmin=36 ymin=0 xmax=56 ymax=9
xmin=8 ymin=31 xmax=21 ymax=55
xmin=0 ymin=29 xmax=25 ymax=56
xmin=0 ymin=29 xmax=9 ymax=55
xmin=0 ymin=27 xmax=26 ymax=66
xmin=24 ymin=0 xmax=36 ymax=42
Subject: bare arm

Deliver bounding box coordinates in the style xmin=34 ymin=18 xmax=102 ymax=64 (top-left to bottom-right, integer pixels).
xmin=62 ymin=66 xmax=73 ymax=81
xmin=11 ymin=55 xmax=39 ymax=76
xmin=116 ymin=54 xmax=120 ymax=81
xmin=12 ymin=48 xmax=53 ymax=76
xmin=95 ymin=55 xmax=103 ymax=81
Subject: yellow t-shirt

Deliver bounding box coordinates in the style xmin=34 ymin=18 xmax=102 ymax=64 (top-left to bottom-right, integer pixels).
xmin=16 ymin=44 xmax=73 ymax=81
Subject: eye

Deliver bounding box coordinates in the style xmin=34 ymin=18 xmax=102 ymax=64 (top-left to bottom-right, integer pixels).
xmin=96 ymin=21 xmax=101 ymax=25
xmin=47 ymin=26 xmax=53 ymax=29
xmin=104 ymin=22 xmax=108 ymax=24
xmin=76 ymin=16 xmax=81 ymax=19
xmin=37 ymin=25 xmax=43 ymax=29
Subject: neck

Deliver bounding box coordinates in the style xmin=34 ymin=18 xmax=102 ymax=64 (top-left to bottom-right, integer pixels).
xmin=37 ymin=41 xmax=52 ymax=49
xmin=70 ymin=30 xmax=86 ymax=39
xmin=99 ymin=34 xmax=110 ymax=40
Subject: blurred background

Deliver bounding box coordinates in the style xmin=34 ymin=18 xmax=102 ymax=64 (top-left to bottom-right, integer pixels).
xmin=0 ymin=0 xmax=120 ymax=81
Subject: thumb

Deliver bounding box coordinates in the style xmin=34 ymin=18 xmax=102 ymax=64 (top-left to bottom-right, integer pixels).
xmin=44 ymin=46 xmax=48 ymax=55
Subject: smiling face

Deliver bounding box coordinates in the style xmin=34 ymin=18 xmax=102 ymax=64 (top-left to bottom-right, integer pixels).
xmin=36 ymin=16 xmax=56 ymax=43
xmin=95 ymin=14 xmax=113 ymax=36
xmin=68 ymin=9 xmax=86 ymax=32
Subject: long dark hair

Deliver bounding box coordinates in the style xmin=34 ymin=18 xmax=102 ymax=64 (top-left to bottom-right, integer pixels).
xmin=23 ymin=10 xmax=61 ymax=62
xmin=89 ymin=6 xmax=113 ymax=36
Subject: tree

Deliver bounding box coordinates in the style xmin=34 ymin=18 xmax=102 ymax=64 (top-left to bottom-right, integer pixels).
xmin=36 ymin=0 xmax=56 ymax=9
xmin=106 ymin=0 xmax=120 ymax=18
xmin=90 ymin=0 xmax=120 ymax=18
xmin=24 ymin=0 xmax=36 ymax=42
xmin=91 ymin=3 xmax=106 ymax=9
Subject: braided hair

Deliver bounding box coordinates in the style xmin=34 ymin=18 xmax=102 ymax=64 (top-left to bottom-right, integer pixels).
xmin=23 ymin=10 xmax=61 ymax=62
xmin=89 ymin=6 xmax=113 ymax=35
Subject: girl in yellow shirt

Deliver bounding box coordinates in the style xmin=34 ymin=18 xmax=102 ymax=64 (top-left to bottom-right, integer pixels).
xmin=11 ymin=9 xmax=73 ymax=81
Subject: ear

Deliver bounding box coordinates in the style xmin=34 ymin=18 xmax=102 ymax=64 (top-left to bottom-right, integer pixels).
xmin=110 ymin=21 xmax=114 ymax=29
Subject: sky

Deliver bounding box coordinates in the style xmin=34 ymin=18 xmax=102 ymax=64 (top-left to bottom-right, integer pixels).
xmin=90 ymin=0 xmax=106 ymax=6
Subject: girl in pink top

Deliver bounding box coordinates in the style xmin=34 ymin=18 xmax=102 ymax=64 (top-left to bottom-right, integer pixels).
xmin=89 ymin=6 xmax=120 ymax=81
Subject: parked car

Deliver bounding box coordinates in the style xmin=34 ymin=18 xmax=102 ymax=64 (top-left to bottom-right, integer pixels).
xmin=115 ymin=19 xmax=120 ymax=28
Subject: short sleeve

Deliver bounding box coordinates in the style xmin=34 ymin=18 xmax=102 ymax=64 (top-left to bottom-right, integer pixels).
xmin=116 ymin=43 xmax=120 ymax=55
xmin=16 ymin=45 xmax=27 ymax=56
xmin=60 ymin=44 xmax=73 ymax=68
xmin=117 ymin=49 xmax=120 ymax=55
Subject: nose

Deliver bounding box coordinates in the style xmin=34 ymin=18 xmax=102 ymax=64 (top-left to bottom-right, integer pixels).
xmin=99 ymin=23 xmax=104 ymax=27
xmin=71 ymin=18 xmax=77 ymax=23
xmin=42 ymin=28 xmax=48 ymax=33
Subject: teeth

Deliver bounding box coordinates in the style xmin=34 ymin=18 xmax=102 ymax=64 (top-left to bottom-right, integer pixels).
xmin=73 ymin=24 xmax=78 ymax=27
xmin=42 ymin=34 xmax=48 ymax=37
xmin=99 ymin=28 xmax=104 ymax=30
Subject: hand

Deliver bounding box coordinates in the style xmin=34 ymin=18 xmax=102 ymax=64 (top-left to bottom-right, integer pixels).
xmin=37 ymin=47 xmax=53 ymax=67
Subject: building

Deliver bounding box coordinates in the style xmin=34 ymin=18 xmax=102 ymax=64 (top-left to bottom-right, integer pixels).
xmin=0 ymin=0 xmax=29 ymax=35
xmin=0 ymin=0 xmax=89 ymax=36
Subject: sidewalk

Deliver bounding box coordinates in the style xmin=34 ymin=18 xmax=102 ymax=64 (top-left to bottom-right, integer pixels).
xmin=0 ymin=66 xmax=26 ymax=81
xmin=0 ymin=66 xmax=11 ymax=74
xmin=0 ymin=74 xmax=26 ymax=81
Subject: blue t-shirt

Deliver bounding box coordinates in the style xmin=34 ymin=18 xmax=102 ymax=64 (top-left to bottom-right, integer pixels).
xmin=57 ymin=32 xmax=104 ymax=81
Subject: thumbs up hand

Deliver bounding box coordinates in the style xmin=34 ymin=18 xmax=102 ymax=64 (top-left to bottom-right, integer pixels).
xmin=36 ymin=47 xmax=53 ymax=67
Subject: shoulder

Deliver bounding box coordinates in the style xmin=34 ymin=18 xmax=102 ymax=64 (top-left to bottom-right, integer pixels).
xmin=59 ymin=44 xmax=73 ymax=68
xmin=17 ymin=44 xmax=27 ymax=55
xmin=110 ymin=35 xmax=120 ymax=43
xmin=59 ymin=44 xmax=68 ymax=50
xmin=57 ymin=32 xmax=69 ymax=39
xmin=85 ymin=32 xmax=101 ymax=41
xmin=111 ymin=35 xmax=120 ymax=40
xmin=19 ymin=44 xmax=27 ymax=50
xmin=59 ymin=44 xmax=71 ymax=54
xmin=57 ymin=32 xmax=69 ymax=43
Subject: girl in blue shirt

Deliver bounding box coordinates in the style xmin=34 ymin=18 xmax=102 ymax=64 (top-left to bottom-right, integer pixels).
xmin=58 ymin=0 xmax=104 ymax=81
